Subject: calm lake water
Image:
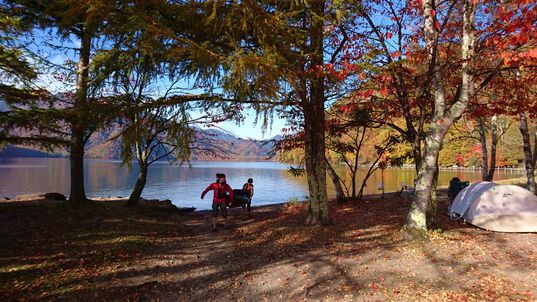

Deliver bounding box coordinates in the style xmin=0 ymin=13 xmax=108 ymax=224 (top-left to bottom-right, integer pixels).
xmin=0 ymin=158 xmax=523 ymax=210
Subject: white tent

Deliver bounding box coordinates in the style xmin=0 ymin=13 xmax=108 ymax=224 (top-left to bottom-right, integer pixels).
xmin=448 ymin=182 xmax=537 ymax=232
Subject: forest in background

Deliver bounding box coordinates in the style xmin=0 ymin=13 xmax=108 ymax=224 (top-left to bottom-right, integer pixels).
xmin=278 ymin=116 xmax=532 ymax=168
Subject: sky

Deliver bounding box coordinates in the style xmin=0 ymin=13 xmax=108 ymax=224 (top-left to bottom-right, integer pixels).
xmin=0 ymin=100 xmax=286 ymax=141
xmin=0 ymin=100 xmax=8 ymax=111
xmin=4 ymin=30 xmax=288 ymax=141
xmin=215 ymin=110 xmax=286 ymax=140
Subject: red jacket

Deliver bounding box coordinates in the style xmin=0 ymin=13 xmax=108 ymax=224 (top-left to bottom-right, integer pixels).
xmin=201 ymin=182 xmax=234 ymax=204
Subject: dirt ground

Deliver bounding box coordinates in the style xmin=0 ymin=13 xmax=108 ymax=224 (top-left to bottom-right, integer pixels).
xmin=0 ymin=192 xmax=536 ymax=301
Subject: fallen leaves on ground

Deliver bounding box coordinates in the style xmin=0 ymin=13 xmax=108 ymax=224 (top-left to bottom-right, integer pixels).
xmin=1 ymin=192 xmax=536 ymax=301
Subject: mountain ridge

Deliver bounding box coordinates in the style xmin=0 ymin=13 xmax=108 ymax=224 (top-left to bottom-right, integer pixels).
xmin=0 ymin=128 xmax=281 ymax=161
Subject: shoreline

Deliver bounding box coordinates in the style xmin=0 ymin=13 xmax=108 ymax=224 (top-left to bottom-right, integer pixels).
xmin=1 ymin=156 xmax=528 ymax=170
xmin=1 ymin=176 xmax=526 ymax=206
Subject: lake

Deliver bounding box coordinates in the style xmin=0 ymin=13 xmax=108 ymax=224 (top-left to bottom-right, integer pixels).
xmin=0 ymin=158 xmax=523 ymax=210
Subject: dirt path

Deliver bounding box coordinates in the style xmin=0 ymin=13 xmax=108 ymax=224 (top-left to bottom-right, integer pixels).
xmin=110 ymin=207 xmax=300 ymax=302
xmin=1 ymin=195 xmax=536 ymax=301
xmin=102 ymin=198 xmax=537 ymax=302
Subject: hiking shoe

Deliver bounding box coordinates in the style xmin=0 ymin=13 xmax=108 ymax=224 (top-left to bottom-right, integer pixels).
xmin=211 ymin=227 xmax=217 ymax=232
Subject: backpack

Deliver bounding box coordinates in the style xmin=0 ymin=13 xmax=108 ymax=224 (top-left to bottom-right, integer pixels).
xmin=243 ymin=183 xmax=253 ymax=197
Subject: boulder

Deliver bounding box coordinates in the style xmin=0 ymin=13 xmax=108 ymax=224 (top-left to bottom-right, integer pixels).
xmin=156 ymin=199 xmax=177 ymax=209
xmin=44 ymin=192 xmax=67 ymax=201
xmin=138 ymin=198 xmax=177 ymax=210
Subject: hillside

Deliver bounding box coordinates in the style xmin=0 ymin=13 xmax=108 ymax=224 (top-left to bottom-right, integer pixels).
xmin=0 ymin=145 xmax=63 ymax=158
xmin=0 ymin=128 xmax=280 ymax=161
xmin=191 ymin=129 xmax=280 ymax=160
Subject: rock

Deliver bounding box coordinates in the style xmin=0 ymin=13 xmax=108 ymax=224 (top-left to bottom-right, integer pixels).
xmin=0 ymin=197 xmax=11 ymax=202
xmin=44 ymin=192 xmax=67 ymax=201
xmin=155 ymin=199 xmax=177 ymax=209
xmin=138 ymin=198 xmax=177 ymax=210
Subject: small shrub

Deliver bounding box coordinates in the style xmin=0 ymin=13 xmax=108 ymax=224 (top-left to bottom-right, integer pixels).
xmin=287 ymin=197 xmax=302 ymax=206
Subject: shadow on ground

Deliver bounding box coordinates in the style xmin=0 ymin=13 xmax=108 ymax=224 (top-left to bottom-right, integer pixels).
xmin=1 ymin=192 xmax=536 ymax=301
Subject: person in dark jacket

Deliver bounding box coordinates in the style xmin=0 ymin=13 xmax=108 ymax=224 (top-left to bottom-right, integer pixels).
xmin=242 ymin=178 xmax=254 ymax=212
xmin=201 ymin=173 xmax=234 ymax=232
xmin=448 ymin=177 xmax=468 ymax=202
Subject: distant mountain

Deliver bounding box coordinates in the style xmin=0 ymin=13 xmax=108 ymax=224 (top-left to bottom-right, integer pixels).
xmin=189 ymin=129 xmax=279 ymax=161
xmin=84 ymin=126 xmax=123 ymax=160
xmin=1 ymin=128 xmax=280 ymax=161
xmin=0 ymin=145 xmax=63 ymax=158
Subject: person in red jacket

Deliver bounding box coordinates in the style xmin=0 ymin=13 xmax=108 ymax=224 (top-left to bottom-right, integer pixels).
xmin=201 ymin=173 xmax=234 ymax=232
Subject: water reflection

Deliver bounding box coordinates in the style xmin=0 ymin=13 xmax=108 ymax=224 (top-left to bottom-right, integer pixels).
xmin=0 ymin=158 xmax=523 ymax=210
xmin=0 ymin=158 xmax=310 ymax=210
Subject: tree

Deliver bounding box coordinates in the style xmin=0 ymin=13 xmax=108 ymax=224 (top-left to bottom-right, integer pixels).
xmin=100 ymin=1 xmax=243 ymax=206
xmin=3 ymin=0 xmax=124 ymax=202
xmin=405 ymin=0 xmax=537 ymax=234
xmin=499 ymin=70 xmax=537 ymax=194
xmin=518 ymin=112 xmax=536 ymax=194
xmin=325 ymin=102 xmax=399 ymax=200
xmin=338 ymin=0 xmax=535 ymax=235
xmin=476 ymin=115 xmax=510 ymax=180
xmin=204 ymin=0 xmax=362 ymax=225
xmin=0 ymin=5 xmax=36 ymax=99
xmin=447 ymin=114 xmax=511 ymax=178
xmin=104 ymin=45 xmax=195 ymax=206
xmin=0 ymin=4 xmax=41 ymax=145
xmin=485 ymin=63 xmax=537 ymax=193
xmin=401 ymin=0 xmax=479 ymax=236
xmin=343 ymin=1 xmax=430 ymax=173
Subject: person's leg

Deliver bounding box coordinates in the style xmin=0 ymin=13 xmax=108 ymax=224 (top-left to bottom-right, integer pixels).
xmin=211 ymin=203 xmax=218 ymax=231
xmin=247 ymin=198 xmax=251 ymax=212
xmin=221 ymin=204 xmax=228 ymax=229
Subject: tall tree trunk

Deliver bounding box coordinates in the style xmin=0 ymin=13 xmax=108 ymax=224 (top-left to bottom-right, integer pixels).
xmin=519 ymin=112 xmax=536 ymax=194
xmin=487 ymin=116 xmax=498 ymax=181
xmin=127 ymin=163 xmax=148 ymax=207
xmin=478 ymin=116 xmax=499 ymax=181
xmin=412 ymin=135 xmax=422 ymax=174
xmin=349 ymin=127 xmax=365 ymax=199
xmin=351 ymin=168 xmax=357 ymax=198
xmin=478 ymin=117 xmax=490 ymax=181
xmin=304 ymin=100 xmax=329 ymax=224
xmin=325 ymin=158 xmax=345 ymax=202
xmin=68 ymin=28 xmax=91 ymax=202
xmin=304 ymin=0 xmax=329 ymax=225
xmin=405 ymin=130 xmax=446 ymax=237
xmin=357 ymin=168 xmax=374 ymax=201
xmin=404 ymin=0 xmax=476 ymax=238
xmin=427 ymin=165 xmax=439 ymax=228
